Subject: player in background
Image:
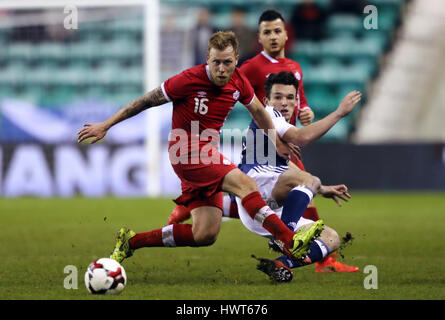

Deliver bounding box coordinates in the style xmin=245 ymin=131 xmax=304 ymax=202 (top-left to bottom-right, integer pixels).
xmin=77 ymin=31 xmax=351 ymax=267
xmin=240 ymin=9 xmax=316 ymax=217
xmin=168 ymin=9 xmax=359 ymax=273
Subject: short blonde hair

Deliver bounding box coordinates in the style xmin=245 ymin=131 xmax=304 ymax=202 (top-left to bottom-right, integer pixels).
xmin=207 ymin=31 xmax=239 ymax=57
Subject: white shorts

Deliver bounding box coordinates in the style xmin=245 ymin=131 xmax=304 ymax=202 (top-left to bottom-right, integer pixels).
xmin=236 ymin=165 xmax=314 ymax=238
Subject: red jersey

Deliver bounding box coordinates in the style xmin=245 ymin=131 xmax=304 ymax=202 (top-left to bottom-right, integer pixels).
xmin=162 ymin=64 xmax=255 ymax=162
xmin=162 ymin=64 xmax=254 ymax=209
xmin=240 ymin=51 xmax=310 ymax=125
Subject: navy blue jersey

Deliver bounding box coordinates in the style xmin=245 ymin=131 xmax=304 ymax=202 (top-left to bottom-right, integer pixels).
xmin=239 ymin=106 xmax=293 ymax=173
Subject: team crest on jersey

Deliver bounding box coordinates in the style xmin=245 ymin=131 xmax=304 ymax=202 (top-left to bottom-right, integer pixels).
xmin=294 ymin=71 xmax=301 ymax=81
xmin=233 ymin=90 xmax=240 ymax=100
xmin=197 ymin=91 xmax=207 ymax=97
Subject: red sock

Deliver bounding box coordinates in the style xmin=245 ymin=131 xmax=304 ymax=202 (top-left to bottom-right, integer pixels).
xmin=241 ymin=191 xmax=294 ymax=246
xmin=302 ymin=206 xmax=320 ymax=221
xmin=130 ymin=224 xmax=197 ymax=249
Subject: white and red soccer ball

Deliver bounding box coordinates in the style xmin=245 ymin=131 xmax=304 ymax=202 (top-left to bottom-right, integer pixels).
xmin=84 ymin=258 xmax=127 ymax=294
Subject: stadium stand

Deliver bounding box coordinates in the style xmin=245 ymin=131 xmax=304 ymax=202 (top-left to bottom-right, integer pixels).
xmin=353 ymin=0 xmax=445 ymax=142
xmin=223 ymin=0 xmax=408 ymax=141
xmin=0 ymin=0 xmax=408 ymax=142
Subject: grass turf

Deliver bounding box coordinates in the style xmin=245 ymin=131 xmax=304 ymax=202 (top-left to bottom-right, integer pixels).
xmin=1 ymin=192 xmax=445 ymax=300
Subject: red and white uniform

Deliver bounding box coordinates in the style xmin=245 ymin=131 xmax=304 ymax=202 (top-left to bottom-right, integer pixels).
xmin=240 ymin=51 xmax=310 ymax=170
xmin=240 ymin=51 xmax=310 ymax=119
xmin=161 ymin=64 xmax=255 ymax=211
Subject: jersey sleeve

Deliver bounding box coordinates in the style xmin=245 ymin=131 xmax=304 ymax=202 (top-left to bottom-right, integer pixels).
xmin=265 ymin=106 xmax=293 ymax=138
xmin=161 ymin=70 xmax=193 ymax=102
xmin=237 ymin=69 xmax=255 ymax=106
xmin=298 ymin=70 xmax=310 ymax=110
xmin=239 ymin=59 xmax=254 ymax=80
xmin=240 ymin=60 xmax=260 ymax=95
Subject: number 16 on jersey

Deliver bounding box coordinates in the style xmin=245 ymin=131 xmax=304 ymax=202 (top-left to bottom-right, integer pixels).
xmin=194 ymin=97 xmax=209 ymax=115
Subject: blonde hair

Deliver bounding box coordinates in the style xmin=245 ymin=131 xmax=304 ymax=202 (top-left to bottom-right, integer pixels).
xmin=207 ymin=31 xmax=239 ymax=57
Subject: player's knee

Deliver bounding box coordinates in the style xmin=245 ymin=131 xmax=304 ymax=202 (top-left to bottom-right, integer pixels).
xmin=223 ymin=169 xmax=258 ymax=198
xmin=281 ymin=169 xmax=313 ymax=188
xmin=241 ymin=174 xmax=258 ymax=193
xmin=193 ymin=230 xmax=218 ymax=246
xmin=309 ymin=175 xmax=322 ymax=193
xmin=320 ymin=226 xmax=340 ymax=252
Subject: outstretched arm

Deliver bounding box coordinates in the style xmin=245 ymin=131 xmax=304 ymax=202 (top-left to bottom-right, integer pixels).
xmin=78 ymin=86 xmax=167 ymax=143
xmin=282 ymin=91 xmax=362 ymax=146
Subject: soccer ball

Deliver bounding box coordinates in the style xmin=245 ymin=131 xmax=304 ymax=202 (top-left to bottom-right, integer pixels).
xmin=84 ymin=258 xmax=127 ymax=294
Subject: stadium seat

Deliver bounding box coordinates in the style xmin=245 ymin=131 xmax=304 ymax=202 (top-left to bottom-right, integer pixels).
xmin=21 ymin=85 xmax=48 ymax=104
xmin=326 ymin=14 xmax=362 ymax=37
xmin=320 ymin=37 xmax=356 ymax=59
xmin=36 ymin=42 xmax=66 ymax=60
xmin=319 ymin=117 xmax=353 ymax=142
xmin=291 ymin=40 xmax=321 ymax=60
xmin=7 ymin=42 xmax=33 ymax=61
xmin=305 ymin=85 xmax=338 ymax=117
xmin=0 ymin=86 xmax=15 ymax=100
xmin=0 ymin=64 xmax=27 ymax=85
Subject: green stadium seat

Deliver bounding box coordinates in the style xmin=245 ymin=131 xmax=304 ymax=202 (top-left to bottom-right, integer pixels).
xmin=101 ymin=38 xmax=142 ymax=59
xmin=36 ymin=42 xmax=66 ymax=60
xmin=303 ymin=62 xmax=342 ymax=85
xmin=336 ymin=83 xmax=364 ymax=99
xmin=350 ymin=36 xmax=385 ymax=58
xmin=0 ymin=65 xmax=25 ymax=85
xmin=66 ymin=41 xmax=101 ymax=60
xmin=292 ymin=41 xmax=321 ymax=60
xmin=320 ymin=37 xmax=355 ymax=59
xmin=21 ymin=85 xmax=48 ymax=104
xmin=326 ymin=14 xmax=362 ymax=36
xmin=41 ymin=85 xmax=77 ymax=106
xmin=319 ymin=117 xmax=352 ymax=142
xmin=350 ymin=56 xmax=378 ymax=77
xmin=212 ymin=9 xmax=232 ymax=30
xmin=305 ymin=85 xmax=338 ymax=117
xmin=7 ymin=42 xmax=33 ymax=61
xmin=378 ymin=9 xmax=399 ymax=31
xmin=84 ymin=85 xmax=111 ymax=100
xmin=111 ymin=90 xmax=143 ymax=107
xmin=0 ymin=86 xmax=15 ymax=99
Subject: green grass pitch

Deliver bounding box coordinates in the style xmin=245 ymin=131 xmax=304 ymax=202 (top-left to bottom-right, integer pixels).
xmin=1 ymin=192 xmax=445 ymax=300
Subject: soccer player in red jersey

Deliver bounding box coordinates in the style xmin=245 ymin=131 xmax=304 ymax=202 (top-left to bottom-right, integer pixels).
xmin=169 ymin=10 xmax=312 ymax=225
xmin=77 ymin=31 xmax=344 ymax=267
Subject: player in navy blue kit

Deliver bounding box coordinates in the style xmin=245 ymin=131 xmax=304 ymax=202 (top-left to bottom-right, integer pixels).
xmin=236 ymin=72 xmax=360 ymax=281
xmin=168 ymin=71 xmax=361 ymax=281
